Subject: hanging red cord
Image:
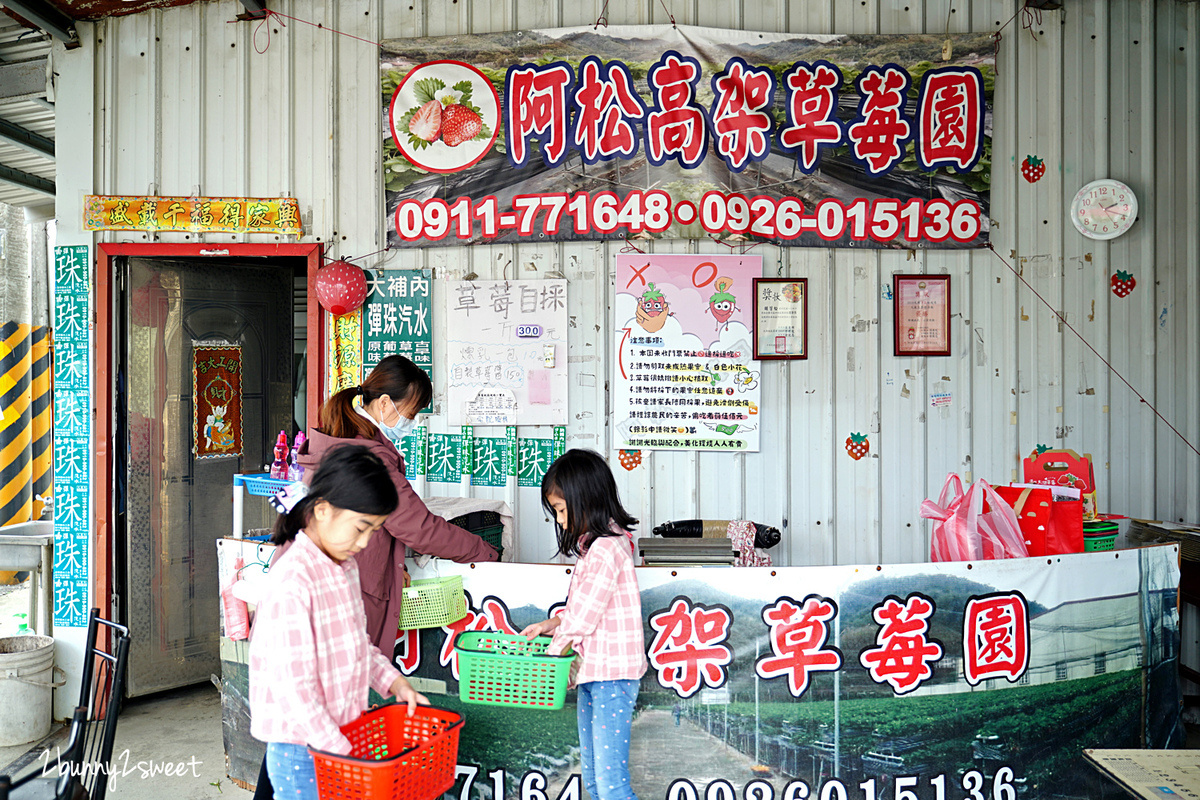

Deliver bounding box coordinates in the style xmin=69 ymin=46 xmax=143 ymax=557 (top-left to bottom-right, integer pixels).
xmin=234 ymin=7 xmax=382 ymax=54
xmin=986 ymin=242 xmax=1200 ymax=459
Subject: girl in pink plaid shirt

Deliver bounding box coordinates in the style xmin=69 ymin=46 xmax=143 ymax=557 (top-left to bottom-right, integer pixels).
xmin=522 ymin=449 xmax=647 ymax=800
xmin=250 ymin=446 xmax=427 ymax=800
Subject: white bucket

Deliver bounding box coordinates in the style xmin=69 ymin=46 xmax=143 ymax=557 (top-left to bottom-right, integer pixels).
xmin=0 ymin=635 xmax=61 ymax=746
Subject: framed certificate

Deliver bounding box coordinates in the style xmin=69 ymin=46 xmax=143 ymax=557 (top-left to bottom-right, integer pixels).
xmin=753 ymin=278 xmax=807 ymax=360
xmin=893 ymin=274 xmax=951 ymax=357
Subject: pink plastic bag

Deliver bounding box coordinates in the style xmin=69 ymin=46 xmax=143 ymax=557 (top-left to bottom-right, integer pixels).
xmin=221 ymin=557 xmax=251 ymax=640
xmin=920 ymin=474 xmax=1029 ymax=562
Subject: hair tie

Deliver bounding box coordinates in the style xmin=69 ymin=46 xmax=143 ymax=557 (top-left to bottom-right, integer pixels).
xmin=270 ymin=482 xmax=310 ymax=515
xmin=356 ymin=385 xmax=366 ymax=396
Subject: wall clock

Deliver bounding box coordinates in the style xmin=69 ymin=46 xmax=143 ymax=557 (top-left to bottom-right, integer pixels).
xmin=1070 ymin=179 xmax=1137 ymax=240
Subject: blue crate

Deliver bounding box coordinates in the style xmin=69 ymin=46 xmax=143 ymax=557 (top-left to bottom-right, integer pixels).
xmin=234 ymin=473 xmax=298 ymax=497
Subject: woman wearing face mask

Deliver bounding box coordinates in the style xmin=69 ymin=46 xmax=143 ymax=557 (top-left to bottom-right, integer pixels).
xmin=295 ymin=354 xmax=499 ymax=650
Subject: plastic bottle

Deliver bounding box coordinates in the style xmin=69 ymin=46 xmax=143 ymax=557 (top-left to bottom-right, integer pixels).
xmin=270 ymin=430 xmax=289 ymax=479
xmin=288 ymin=431 xmax=307 ymax=482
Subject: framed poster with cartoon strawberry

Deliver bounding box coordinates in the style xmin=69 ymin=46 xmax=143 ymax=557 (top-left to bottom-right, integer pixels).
xmin=752 ymin=278 xmax=807 ymax=360
xmin=893 ymin=274 xmax=951 ymax=357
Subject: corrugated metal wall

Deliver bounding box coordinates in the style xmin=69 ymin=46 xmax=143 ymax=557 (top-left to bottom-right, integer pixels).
xmin=63 ymin=0 xmax=1200 ymax=566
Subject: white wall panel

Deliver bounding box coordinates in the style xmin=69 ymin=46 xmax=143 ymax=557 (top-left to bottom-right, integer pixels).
xmin=64 ymin=0 xmax=1200 ymax=566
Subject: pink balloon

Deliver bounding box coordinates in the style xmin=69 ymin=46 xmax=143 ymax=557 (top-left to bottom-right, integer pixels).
xmin=314 ymin=259 xmax=368 ymax=315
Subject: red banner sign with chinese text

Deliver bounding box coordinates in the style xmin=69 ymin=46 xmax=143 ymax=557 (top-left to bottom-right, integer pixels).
xmin=403 ymin=546 xmax=1181 ymax=799
xmin=382 ymin=26 xmax=993 ymax=249
xmin=193 ymin=346 xmax=242 ymax=459
xmin=84 ymin=196 xmax=302 ymax=235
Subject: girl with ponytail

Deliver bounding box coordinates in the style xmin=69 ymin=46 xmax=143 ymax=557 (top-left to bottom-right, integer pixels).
xmin=293 ymin=354 xmax=499 ymax=651
xmin=250 ymin=445 xmax=428 ymax=800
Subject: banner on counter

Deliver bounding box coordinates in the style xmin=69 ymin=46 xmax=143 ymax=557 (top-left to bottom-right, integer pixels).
xmin=613 ymin=254 xmax=761 ymax=452
xmin=193 ymin=346 xmax=243 ymax=459
xmin=83 ymin=195 xmax=302 ymax=235
xmin=402 ymin=546 xmax=1181 ymax=800
xmin=381 ymin=26 xmax=993 ymax=249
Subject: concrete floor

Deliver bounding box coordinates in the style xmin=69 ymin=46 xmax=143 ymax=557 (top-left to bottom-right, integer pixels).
xmin=2 ymin=581 xmax=249 ymax=799
xmin=0 ymin=682 xmax=250 ymax=800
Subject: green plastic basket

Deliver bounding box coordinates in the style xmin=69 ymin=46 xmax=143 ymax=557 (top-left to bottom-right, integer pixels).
xmin=399 ymin=576 xmax=468 ymax=630
xmin=1083 ymin=534 xmax=1118 ymax=552
xmin=453 ymin=632 xmax=573 ymax=710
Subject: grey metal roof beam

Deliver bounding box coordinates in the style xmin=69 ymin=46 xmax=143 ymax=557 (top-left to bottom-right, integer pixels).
xmin=238 ymin=0 xmax=267 ymax=18
xmin=0 ymin=162 xmax=54 ymax=197
xmin=0 ymin=117 xmax=54 ymax=158
xmin=0 ymin=0 xmax=78 ymax=45
xmin=0 ymin=58 xmax=49 ymax=102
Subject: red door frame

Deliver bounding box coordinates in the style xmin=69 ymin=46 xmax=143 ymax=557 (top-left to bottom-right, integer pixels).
xmin=94 ymin=243 xmax=324 ymax=621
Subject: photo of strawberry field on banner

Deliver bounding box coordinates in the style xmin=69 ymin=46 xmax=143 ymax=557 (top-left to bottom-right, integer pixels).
xmin=380 ymin=26 xmax=994 ymax=250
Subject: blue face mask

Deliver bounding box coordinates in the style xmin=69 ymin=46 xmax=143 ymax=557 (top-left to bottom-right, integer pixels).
xmin=379 ymin=398 xmax=417 ymax=443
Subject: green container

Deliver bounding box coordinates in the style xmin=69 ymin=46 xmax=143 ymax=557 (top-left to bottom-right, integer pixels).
xmin=453 ymin=632 xmax=573 ymax=710
xmin=450 ymin=513 xmax=504 ymax=559
xmin=398 ymin=576 xmax=468 ymax=630
xmin=1083 ymin=534 xmax=1118 ymax=552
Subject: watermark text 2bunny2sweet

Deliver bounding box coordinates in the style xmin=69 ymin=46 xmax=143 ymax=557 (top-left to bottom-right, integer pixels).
xmin=41 ymin=748 xmax=203 ymax=790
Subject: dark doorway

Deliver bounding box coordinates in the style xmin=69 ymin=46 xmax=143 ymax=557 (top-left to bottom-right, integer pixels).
xmin=115 ymin=255 xmax=304 ymax=696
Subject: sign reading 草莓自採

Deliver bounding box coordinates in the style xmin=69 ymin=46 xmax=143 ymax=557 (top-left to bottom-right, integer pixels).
xmin=382 ymin=26 xmax=993 ymax=249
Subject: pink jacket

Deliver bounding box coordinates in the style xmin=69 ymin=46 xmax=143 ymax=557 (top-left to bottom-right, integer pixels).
xmin=295 ymin=426 xmax=498 ymax=649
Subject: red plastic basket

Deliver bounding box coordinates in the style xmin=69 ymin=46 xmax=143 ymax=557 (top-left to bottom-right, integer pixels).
xmin=308 ymin=705 xmax=464 ymax=800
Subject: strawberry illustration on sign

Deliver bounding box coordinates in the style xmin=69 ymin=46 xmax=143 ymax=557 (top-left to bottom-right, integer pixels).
xmin=389 ymin=61 xmax=500 ymax=175
xmin=400 ymin=78 xmax=490 ymax=150
xmin=1111 ymin=270 xmax=1136 ymax=298
xmin=442 ymin=104 xmax=483 ymax=147
xmin=618 ymin=450 xmax=643 ymax=471
xmin=846 ymin=433 xmax=869 ymax=461
xmin=408 ymin=100 xmax=442 ymax=143
xmin=1021 ymin=155 xmax=1046 ymax=183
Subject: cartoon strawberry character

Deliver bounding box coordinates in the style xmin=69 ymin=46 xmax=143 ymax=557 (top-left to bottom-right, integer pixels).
xmin=846 ymin=433 xmax=869 ymax=461
xmin=1111 ymin=270 xmax=1136 ymax=298
xmin=617 ymin=450 xmax=642 ymax=471
xmin=635 ymin=282 xmax=670 ymax=333
xmin=706 ymin=277 xmax=739 ymax=331
xmin=442 ymin=104 xmax=483 ymax=148
xmin=1021 ymin=155 xmax=1046 ymax=183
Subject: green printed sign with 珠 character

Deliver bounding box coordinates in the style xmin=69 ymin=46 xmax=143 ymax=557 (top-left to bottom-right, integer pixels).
xmin=363 ymin=269 xmax=433 ymax=380
xmin=426 ymin=433 xmax=462 ymax=483
xmin=472 ymin=437 xmax=510 ymax=487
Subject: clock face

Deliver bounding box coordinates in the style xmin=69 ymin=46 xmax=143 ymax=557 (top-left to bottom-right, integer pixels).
xmin=1070 ymin=179 xmax=1137 ymax=240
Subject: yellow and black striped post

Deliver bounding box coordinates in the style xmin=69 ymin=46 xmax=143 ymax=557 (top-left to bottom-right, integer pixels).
xmin=30 ymin=325 xmax=51 ymax=522
xmin=0 ymin=321 xmax=33 ymax=584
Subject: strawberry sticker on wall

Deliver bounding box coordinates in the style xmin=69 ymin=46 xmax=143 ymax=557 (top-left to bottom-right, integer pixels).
xmin=846 ymin=432 xmax=870 ymax=461
xmin=1111 ymin=270 xmax=1136 ymax=298
xmin=1021 ymin=155 xmax=1046 ymax=183
xmin=618 ymin=450 xmax=643 ymax=471
xmin=389 ymin=60 xmax=501 ymax=174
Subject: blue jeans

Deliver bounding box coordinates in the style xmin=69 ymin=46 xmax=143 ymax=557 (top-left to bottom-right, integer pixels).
xmin=266 ymin=742 xmax=319 ymax=800
xmin=576 ymin=679 xmax=639 ymax=800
